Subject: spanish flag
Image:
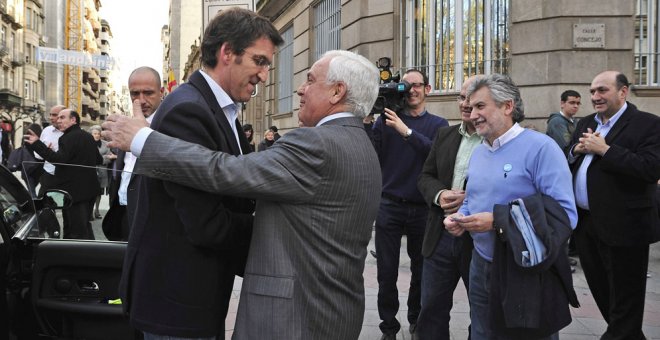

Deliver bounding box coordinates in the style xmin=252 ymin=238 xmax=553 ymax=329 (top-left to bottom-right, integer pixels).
xmin=167 ymin=67 xmax=177 ymax=92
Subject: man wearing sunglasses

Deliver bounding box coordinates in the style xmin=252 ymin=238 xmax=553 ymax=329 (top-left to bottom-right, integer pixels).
xmin=364 ymin=69 xmax=448 ymax=340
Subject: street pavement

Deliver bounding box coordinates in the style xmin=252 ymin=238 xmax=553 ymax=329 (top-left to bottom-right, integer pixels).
xmin=225 ymin=229 xmax=660 ymax=339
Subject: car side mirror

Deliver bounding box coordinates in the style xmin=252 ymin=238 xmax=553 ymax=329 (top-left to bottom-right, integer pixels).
xmin=43 ymin=190 xmax=73 ymax=210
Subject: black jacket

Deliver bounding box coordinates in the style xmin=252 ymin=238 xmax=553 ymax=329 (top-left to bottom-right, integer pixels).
xmin=569 ymin=102 xmax=660 ymax=246
xmin=28 ymin=124 xmax=101 ymax=203
xmin=119 ymin=70 xmax=255 ymax=338
xmin=490 ymin=193 xmax=579 ymax=338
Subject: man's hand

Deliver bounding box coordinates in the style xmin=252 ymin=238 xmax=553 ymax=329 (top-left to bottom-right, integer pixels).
xmin=439 ymin=189 xmax=465 ymax=214
xmin=578 ymin=128 xmax=609 ymax=156
xmin=102 ymin=99 xmax=149 ymax=151
xmin=454 ymin=212 xmax=494 ymax=233
xmin=383 ymin=108 xmax=409 ymax=137
xmin=444 ymin=213 xmax=466 ymax=236
xmin=24 ymin=129 xmax=39 ymax=144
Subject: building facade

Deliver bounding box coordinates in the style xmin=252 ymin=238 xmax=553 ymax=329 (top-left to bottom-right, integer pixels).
xmin=249 ymin=0 xmax=660 ymax=135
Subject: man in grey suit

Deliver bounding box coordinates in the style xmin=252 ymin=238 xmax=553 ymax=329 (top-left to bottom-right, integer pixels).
xmin=104 ymin=50 xmax=382 ymax=340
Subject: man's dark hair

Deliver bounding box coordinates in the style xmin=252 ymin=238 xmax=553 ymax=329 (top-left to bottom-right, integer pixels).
xmin=201 ymin=7 xmax=284 ymax=69
xmin=615 ymin=73 xmax=630 ymax=90
xmin=404 ymin=69 xmax=429 ymax=85
xmin=560 ymin=90 xmax=581 ymax=102
xmin=69 ymin=110 xmax=80 ymax=124
xmin=269 ymin=125 xmax=278 ymax=132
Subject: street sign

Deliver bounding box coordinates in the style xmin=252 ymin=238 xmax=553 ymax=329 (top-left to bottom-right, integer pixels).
xmin=202 ymin=0 xmax=255 ymax=33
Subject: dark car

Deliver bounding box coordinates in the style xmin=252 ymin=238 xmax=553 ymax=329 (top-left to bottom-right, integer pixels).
xmin=0 ymin=164 xmax=138 ymax=339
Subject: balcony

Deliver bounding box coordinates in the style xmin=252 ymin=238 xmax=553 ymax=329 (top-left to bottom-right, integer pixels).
xmin=0 ymin=43 xmax=8 ymax=57
xmin=11 ymin=52 xmax=24 ymax=67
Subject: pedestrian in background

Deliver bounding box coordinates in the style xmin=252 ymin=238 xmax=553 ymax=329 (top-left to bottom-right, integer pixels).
xmin=243 ymin=123 xmax=255 ymax=152
xmin=258 ymin=129 xmax=275 ymax=151
xmin=89 ymin=125 xmax=115 ymax=219
xmin=364 ymin=68 xmax=449 ymax=340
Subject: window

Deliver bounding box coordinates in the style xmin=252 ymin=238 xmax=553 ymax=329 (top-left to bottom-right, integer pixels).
xmin=313 ymin=0 xmax=341 ymax=61
xmin=277 ymin=26 xmax=294 ymax=114
xmin=405 ymin=0 xmax=510 ymax=91
xmin=24 ymin=80 xmax=29 ymax=99
xmin=634 ymin=0 xmax=660 ymax=85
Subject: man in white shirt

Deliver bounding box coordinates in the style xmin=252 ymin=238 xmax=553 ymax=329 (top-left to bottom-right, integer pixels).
xmin=36 ymin=104 xmax=65 ymax=195
xmin=102 ymin=66 xmax=162 ymax=241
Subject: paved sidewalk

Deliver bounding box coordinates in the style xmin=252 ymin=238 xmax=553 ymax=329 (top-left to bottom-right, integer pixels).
xmin=225 ymin=231 xmax=660 ymax=339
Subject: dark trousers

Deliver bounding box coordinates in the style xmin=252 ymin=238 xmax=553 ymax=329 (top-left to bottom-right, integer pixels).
xmin=417 ymin=230 xmax=471 ymax=340
xmin=375 ymin=196 xmax=427 ymax=334
xmin=63 ymin=199 xmax=95 ymax=240
xmin=574 ymin=209 xmax=648 ymax=340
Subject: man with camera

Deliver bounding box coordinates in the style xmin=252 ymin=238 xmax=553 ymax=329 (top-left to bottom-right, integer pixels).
xmin=364 ymin=69 xmax=448 ymax=340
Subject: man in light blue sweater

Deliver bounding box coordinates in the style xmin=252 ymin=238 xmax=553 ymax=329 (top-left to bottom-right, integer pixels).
xmin=444 ymin=74 xmax=577 ymax=339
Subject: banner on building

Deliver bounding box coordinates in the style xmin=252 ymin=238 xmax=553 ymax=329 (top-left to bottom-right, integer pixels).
xmin=36 ymin=47 xmax=116 ymax=70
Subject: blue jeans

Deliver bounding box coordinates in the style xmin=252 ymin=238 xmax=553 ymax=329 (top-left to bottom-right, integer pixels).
xmin=143 ymin=332 xmax=218 ymax=340
xmin=375 ymin=196 xmax=427 ymax=334
xmin=469 ymin=250 xmax=558 ymax=340
xmin=416 ymin=230 xmax=471 ymax=340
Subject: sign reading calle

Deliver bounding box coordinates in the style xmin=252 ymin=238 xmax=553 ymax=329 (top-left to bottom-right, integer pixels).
xmin=573 ymin=24 xmax=605 ymax=49
xmin=203 ymin=0 xmax=255 ymax=33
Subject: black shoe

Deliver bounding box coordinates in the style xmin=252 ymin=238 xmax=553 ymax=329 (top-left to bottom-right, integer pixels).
xmin=409 ymin=323 xmax=419 ymax=340
xmin=380 ymin=333 xmax=396 ymax=340
xmin=569 ymin=258 xmax=578 ymax=266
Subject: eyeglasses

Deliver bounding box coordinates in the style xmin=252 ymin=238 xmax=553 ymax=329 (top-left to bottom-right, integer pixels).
xmin=456 ymin=95 xmax=467 ymax=102
xmin=243 ymin=50 xmax=272 ymax=70
xmin=410 ymin=82 xmax=426 ymax=89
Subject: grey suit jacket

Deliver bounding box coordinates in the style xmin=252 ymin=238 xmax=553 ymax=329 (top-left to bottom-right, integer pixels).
xmin=135 ymin=116 xmax=382 ymax=340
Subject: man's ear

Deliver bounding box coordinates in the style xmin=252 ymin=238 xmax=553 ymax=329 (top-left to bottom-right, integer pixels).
xmin=502 ymin=99 xmax=515 ymax=117
xmin=329 ymin=82 xmax=347 ymax=105
xmin=218 ymin=43 xmax=233 ymax=64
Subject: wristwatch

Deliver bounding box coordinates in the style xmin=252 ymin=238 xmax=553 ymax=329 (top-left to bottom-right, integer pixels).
xmin=403 ymin=128 xmax=413 ymax=139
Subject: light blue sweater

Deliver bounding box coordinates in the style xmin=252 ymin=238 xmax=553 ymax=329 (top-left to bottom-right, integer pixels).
xmin=459 ymin=129 xmax=577 ymax=262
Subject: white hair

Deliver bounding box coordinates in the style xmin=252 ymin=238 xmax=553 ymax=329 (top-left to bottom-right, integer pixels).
xmin=322 ymin=50 xmax=379 ymax=118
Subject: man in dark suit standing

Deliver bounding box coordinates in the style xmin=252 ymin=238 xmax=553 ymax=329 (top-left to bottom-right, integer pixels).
xmin=25 ymin=109 xmax=101 ymax=239
xmin=569 ymin=71 xmax=660 ymax=339
xmin=416 ymin=75 xmax=481 ymax=339
xmin=114 ymin=9 xmax=282 ymax=340
xmin=102 ymin=66 xmax=162 ymax=241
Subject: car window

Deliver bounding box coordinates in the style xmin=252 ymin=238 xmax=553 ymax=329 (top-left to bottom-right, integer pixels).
xmin=0 ymin=164 xmax=36 ymax=234
xmin=18 ymin=161 xmax=133 ymax=242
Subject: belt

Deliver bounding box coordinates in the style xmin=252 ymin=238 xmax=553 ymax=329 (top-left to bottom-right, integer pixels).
xmin=382 ymin=192 xmax=426 ymax=206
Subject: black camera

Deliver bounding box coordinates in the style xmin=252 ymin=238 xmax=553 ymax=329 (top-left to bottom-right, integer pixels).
xmin=370 ymin=57 xmax=411 ymax=115
xmin=371 ymin=81 xmax=412 ymax=115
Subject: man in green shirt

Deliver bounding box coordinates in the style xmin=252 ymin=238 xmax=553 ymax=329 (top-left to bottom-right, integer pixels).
xmin=416 ymin=75 xmax=482 ymax=339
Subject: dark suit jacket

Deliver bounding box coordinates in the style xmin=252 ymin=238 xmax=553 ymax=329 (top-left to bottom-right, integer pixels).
xmin=28 ymin=124 xmax=101 ymax=203
xmin=417 ymin=124 xmax=472 ymax=257
xmin=491 ymin=193 xmax=579 ymax=338
xmin=102 ymin=149 xmax=139 ymax=241
xmin=569 ymin=102 xmax=660 ymax=246
xmin=119 ymin=70 xmax=255 ymax=338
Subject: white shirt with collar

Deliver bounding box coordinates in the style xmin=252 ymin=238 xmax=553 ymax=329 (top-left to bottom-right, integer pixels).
xmin=119 ymin=113 xmax=156 ymax=205
xmin=483 ymin=122 xmax=524 ymax=152
xmin=199 ymin=70 xmax=243 ymax=154
xmin=38 ymin=125 xmax=63 ymax=175
xmin=573 ymin=102 xmax=627 ymax=210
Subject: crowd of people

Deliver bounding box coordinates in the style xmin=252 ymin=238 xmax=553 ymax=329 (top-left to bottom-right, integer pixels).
xmin=5 ymin=6 xmax=658 ymax=340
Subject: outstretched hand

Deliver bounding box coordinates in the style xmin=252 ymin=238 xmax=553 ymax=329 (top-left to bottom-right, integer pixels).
xmin=101 ymin=99 xmax=149 ymax=151
xmin=23 ymin=129 xmax=39 ymax=144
